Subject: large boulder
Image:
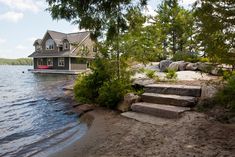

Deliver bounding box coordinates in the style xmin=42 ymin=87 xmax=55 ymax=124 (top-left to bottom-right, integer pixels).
xmin=186 ymin=63 xmax=198 ymax=71
xmin=210 ymin=68 xmax=220 ymax=76
xmin=179 ymin=62 xmax=188 ymax=71
xmin=197 ymin=62 xmax=212 ymax=73
xmin=159 ymin=60 xmax=173 ymax=72
xmin=168 ymin=61 xmax=184 ymax=71
xmin=117 ymin=93 xmax=141 ymax=112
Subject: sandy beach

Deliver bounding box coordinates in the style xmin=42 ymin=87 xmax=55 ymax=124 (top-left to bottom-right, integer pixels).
xmin=49 ymin=106 xmax=235 ymax=157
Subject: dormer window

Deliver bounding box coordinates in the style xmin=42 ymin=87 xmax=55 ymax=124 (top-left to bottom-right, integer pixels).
xmin=46 ymin=39 xmax=54 ymax=50
xmin=35 ymin=44 xmax=41 ymax=51
xmin=63 ymin=41 xmax=69 ymax=50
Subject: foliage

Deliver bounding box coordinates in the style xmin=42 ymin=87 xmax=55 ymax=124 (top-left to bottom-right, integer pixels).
xmin=121 ymin=7 xmax=164 ymax=64
xmin=172 ymin=52 xmax=200 ymax=63
xmin=199 ymin=57 xmax=209 ymax=63
xmin=153 ymin=0 xmax=198 ymax=56
xmin=74 ymin=58 xmax=113 ymax=103
xmin=145 ymin=69 xmax=155 ymax=79
xmin=194 ymin=0 xmax=235 ymax=65
xmin=165 ymin=68 xmax=177 ymax=80
xmin=46 ymin=0 xmax=148 ymax=79
xmin=74 ymin=57 xmax=132 ymax=108
xmin=0 ymin=58 xmax=33 ymax=65
xmin=97 ymin=78 xmax=132 ymax=109
xmin=222 ymin=71 xmax=235 ymax=81
xmin=215 ymin=76 xmax=235 ymax=112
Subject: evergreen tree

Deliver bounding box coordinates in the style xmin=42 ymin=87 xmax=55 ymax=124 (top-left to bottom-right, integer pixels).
xmin=194 ymin=0 xmax=235 ymax=64
xmin=154 ymin=0 xmax=196 ymax=56
xmin=121 ymin=7 xmax=162 ymax=64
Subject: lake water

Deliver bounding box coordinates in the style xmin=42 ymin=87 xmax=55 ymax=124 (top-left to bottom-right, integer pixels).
xmin=0 ymin=66 xmax=87 ymax=157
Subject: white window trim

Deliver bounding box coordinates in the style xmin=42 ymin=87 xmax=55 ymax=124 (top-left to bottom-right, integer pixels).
xmin=58 ymin=58 xmax=65 ymax=67
xmin=47 ymin=58 xmax=53 ymax=66
xmin=46 ymin=39 xmax=54 ymax=50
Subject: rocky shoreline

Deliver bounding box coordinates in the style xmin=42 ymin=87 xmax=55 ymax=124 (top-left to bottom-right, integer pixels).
xmin=46 ymin=83 xmax=235 ymax=157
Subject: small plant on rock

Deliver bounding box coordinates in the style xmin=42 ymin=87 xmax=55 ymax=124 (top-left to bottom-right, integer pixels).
xmin=145 ymin=69 xmax=156 ymax=79
xmin=165 ymin=68 xmax=177 ymax=80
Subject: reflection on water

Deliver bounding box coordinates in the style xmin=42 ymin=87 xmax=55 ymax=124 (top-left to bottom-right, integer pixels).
xmin=0 ymin=66 xmax=87 ymax=157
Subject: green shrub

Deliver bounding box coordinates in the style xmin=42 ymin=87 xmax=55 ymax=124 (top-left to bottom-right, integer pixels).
xmin=199 ymin=57 xmax=209 ymax=63
xmin=97 ymin=79 xmax=132 ymax=109
xmin=172 ymin=52 xmax=199 ymax=63
xmin=222 ymin=70 xmax=235 ymax=81
xmin=74 ymin=58 xmax=114 ymax=103
xmin=165 ymin=68 xmax=177 ymax=80
xmin=145 ymin=69 xmax=155 ymax=79
xmin=74 ymin=57 xmax=132 ymax=108
xmin=215 ymin=76 xmax=235 ymax=111
xmin=74 ymin=74 xmax=95 ymax=103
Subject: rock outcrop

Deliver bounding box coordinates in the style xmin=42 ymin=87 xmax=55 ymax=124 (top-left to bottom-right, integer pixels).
xmin=117 ymin=93 xmax=141 ymax=112
xmin=159 ymin=60 xmax=173 ymax=72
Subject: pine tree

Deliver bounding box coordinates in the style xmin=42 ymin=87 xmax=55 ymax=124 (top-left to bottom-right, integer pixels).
xmin=154 ymin=0 xmax=196 ymax=56
xmin=194 ymin=0 xmax=235 ymax=64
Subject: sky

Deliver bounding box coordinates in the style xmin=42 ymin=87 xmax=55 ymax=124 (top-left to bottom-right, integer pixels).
xmin=0 ymin=0 xmax=196 ymax=59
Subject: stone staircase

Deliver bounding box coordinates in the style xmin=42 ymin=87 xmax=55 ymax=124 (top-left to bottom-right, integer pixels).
xmin=123 ymin=84 xmax=201 ymax=119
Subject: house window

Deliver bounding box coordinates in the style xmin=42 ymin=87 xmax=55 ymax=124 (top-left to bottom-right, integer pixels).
xmin=63 ymin=42 xmax=69 ymax=50
xmin=35 ymin=45 xmax=41 ymax=51
xmin=59 ymin=46 xmax=63 ymax=52
xmin=47 ymin=58 xmax=53 ymax=66
xmin=46 ymin=39 xmax=54 ymax=50
xmin=58 ymin=58 xmax=65 ymax=67
xmin=38 ymin=58 xmax=43 ymax=66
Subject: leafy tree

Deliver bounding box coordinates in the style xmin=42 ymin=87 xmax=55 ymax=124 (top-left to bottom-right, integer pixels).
xmin=194 ymin=0 xmax=235 ymax=64
xmin=46 ymin=0 xmax=148 ymax=77
xmin=153 ymin=0 xmax=197 ymax=56
xmin=120 ymin=7 xmax=162 ymax=64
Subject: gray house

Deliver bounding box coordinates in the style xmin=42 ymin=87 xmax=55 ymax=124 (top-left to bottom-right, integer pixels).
xmin=29 ymin=30 xmax=96 ymax=73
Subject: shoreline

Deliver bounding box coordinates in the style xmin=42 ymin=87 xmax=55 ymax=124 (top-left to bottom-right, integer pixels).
xmin=48 ymin=107 xmax=235 ymax=157
xmin=45 ymin=82 xmax=235 ymax=157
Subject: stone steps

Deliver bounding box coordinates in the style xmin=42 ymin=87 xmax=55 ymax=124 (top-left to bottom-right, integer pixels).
xmin=144 ymin=84 xmax=201 ymax=97
xmin=141 ymin=93 xmax=197 ymax=107
xmin=122 ymin=84 xmax=201 ymax=120
xmin=121 ymin=111 xmax=175 ymax=125
xmin=131 ymin=102 xmax=190 ymax=119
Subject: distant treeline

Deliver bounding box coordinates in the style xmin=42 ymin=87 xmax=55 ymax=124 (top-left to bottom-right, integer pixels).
xmin=0 ymin=58 xmax=33 ymax=65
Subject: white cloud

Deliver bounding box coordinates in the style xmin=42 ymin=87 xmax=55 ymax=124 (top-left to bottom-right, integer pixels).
xmin=0 ymin=38 xmax=6 ymax=44
xmin=16 ymin=44 xmax=27 ymax=50
xmin=0 ymin=11 xmax=24 ymax=23
xmin=0 ymin=0 xmax=42 ymax=13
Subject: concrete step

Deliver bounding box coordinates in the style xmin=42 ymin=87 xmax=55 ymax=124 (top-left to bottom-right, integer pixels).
xmin=121 ymin=111 xmax=175 ymax=125
xmin=141 ymin=93 xmax=197 ymax=107
xmin=131 ymin=102 xmax=190 ymax=119
xmin=144 ymin=84 xmax=201 ymax=97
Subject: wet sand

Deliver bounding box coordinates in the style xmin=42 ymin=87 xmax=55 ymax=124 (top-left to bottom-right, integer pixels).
xmin=49 ymin=107 xmax=235 ymax=157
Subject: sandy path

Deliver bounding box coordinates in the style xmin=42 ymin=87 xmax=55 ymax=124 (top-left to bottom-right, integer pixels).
xmin=49 ymin=108 xmax=235 ymax=157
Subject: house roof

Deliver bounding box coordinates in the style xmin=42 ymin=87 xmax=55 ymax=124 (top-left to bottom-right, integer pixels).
xmin=29 ymin=30 xmax=94 ymax=58
xmin=33 ymin=39 xmax=42 ymax=46
xmin=45 ymin=30 xmax=90 ymax=45
xmin=28 ymin=50 xmax=95 ymax=59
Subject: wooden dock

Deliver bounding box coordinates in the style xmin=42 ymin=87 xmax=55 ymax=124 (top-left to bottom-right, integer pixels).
xmin=28 ymin=69 xmax=89 ymax=75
